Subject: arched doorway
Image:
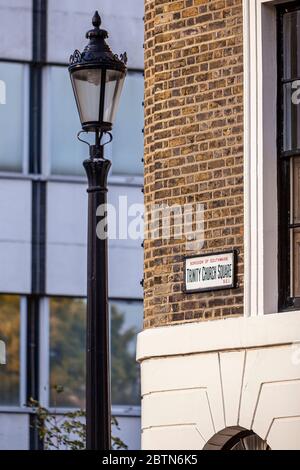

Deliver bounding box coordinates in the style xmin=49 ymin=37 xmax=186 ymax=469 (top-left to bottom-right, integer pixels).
xmin=203 ymin=426 xmax=271 ymax=450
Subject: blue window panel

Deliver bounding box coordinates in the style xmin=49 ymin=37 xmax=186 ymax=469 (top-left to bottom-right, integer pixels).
xmin=0 ymin=63 xmax=26 ymax=172
xmin=49 ymin=66 xmax=86 ymax=176
xmin=112 ymin=71 xmax=144 ymax=176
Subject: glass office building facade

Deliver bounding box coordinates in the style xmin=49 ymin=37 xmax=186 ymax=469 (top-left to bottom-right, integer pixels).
xmin=0 ymin=0 xmax=144 ymax=450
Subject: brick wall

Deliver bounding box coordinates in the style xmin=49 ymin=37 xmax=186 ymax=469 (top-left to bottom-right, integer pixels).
xmin=143 ymin=0 xmax=244 ymax=328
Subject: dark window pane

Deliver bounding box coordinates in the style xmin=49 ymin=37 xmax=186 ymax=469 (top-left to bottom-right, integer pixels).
xmin=283 ymin=82 xmax=300 ymax=152
xmin=292 ymin=228 xmax=300 ymax=297
xmin=292 ymin=157 xmax=300 ymax=224
xmin=279 ymin=8 xmax=300 ymax=307
xmin=49 ymin=298 xmax=86 ymax=408
xmin=110 ymin=301 xmax=143 ymax=407
xmin=283 ymin=10 xmax=300 ymax=79
xmin=0 ymin=295 xmax=20 ymax=406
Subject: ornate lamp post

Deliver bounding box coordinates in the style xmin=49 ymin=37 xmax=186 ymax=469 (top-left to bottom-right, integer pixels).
xmin=69 ymin=11 xmax=127 ymax=450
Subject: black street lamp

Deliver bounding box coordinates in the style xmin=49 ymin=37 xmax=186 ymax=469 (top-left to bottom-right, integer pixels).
xmin=69 ymin=11 xmax=127 ymax=450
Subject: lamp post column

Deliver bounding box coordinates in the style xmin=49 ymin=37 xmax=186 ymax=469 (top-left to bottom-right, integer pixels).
xmin=69 ymin=10 xmax=126 ymax=449
xmin=83 ymin=147 xmax=111 ymax=451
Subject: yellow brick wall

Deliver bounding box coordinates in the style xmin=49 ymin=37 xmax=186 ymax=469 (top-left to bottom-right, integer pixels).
xmin=143 ymin=0 xmax=244 ymax=328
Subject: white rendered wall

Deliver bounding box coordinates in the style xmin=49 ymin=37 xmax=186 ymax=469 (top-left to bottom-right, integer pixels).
xmin=137 ymin=313 xmax=300 ymax=450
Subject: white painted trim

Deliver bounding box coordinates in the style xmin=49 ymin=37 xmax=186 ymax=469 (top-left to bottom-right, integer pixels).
xmin=243 ymin=0 xmax=296 ymax=316
xmin=137 ymin=311 xmax=300 ymax=361
xmin=243 ymin=0 xmax=251 ymax=318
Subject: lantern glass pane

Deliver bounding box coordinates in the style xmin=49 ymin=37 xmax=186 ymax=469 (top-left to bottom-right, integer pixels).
xmin=103 ymin=70 xmax=125 ymax=125
xmin=71 ymin=68 xmax=102 ymax=125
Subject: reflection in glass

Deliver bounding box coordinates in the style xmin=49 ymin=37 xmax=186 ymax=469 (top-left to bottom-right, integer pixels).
xmin=283 ymin=11 xmax=300 ymax=79
xmin=0 ymin=295 xmax=20 ymax=406
xmin=49 ymin=298 xmax=142 ymax=408
xmin=103 ymin=70 xmax=125 ymax=124
xmin=0 ymin=63 xmax=25 ymax=172
xmin=110 ymin=301 xmax=143 ymax=406
xmin=50 ymin=298 xmax=86 ymax=408
xmin=71 ymin=68 xmax=102 ymax=125
xmin=283 ymin=82 xmax=300 ymax=152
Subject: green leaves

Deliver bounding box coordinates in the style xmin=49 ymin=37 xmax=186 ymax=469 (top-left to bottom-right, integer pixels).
xmin=28 ymin=395 xmax=128 ymax=451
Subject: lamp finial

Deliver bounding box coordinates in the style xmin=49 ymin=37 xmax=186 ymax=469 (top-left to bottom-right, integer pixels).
xmin=92 ymin=11 xmax=101 ymax=29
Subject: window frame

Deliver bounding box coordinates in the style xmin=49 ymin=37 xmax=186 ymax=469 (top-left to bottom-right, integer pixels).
xmin=277 ymin=2 xmax=300 ymax=310
xmin=243 ymin=0 xmax=280 ymax=317
xmin=244 ymin=0 xmax=300 ymax=316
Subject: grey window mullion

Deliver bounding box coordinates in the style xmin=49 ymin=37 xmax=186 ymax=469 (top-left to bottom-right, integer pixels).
xmin=27 ymin=0 xmax=48 ymax=451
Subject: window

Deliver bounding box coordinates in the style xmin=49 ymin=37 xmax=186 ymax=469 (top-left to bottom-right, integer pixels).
xmin=112 ymin=72 xmax=144 ymax=176
xmin=49 ymin=297 xmax=142 ymax=409
xmin=0 ymin=295 xmax=21 ymax=406
xmin=48 ymin=66 xmax=87 ymax=177
xmin=49 ymin=297 xmax=86 ymax=408
xmin=110 ymin=301 xmax=143 ymax=406
xmin=0 ymin=62 xmax=28 ymax=173
xmin=278 ymin=4 xmax=300 ymax=309
xmin=48 ymin=67 xmax=144 ymax=177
